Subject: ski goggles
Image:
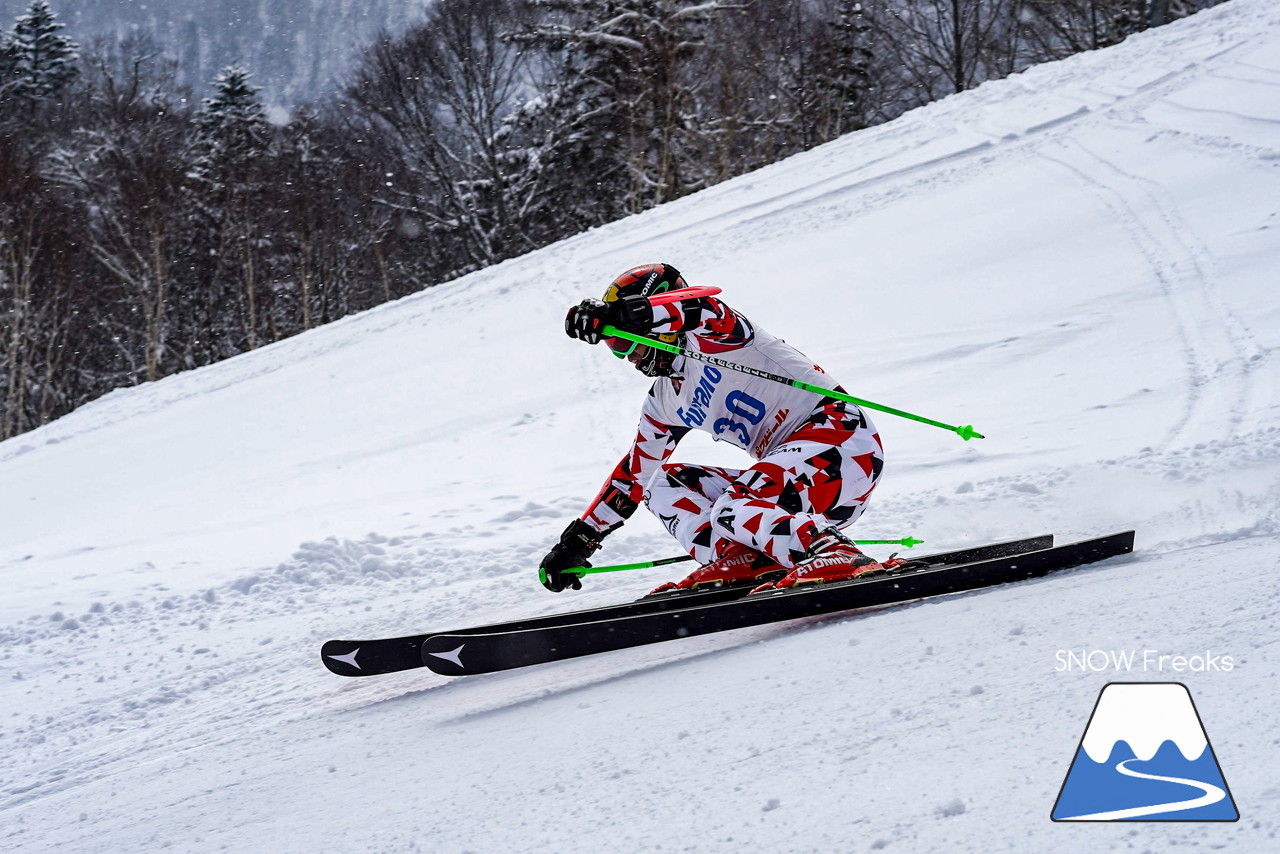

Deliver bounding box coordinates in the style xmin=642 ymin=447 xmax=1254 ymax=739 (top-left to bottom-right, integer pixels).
xmin=607 ymin=336 xmax=638 ymax=359
xmin=608 ymin=331 xmax=678 ymax=359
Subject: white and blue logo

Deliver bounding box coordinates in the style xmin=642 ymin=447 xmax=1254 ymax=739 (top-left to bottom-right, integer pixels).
xmin=1052 ymin=682 xmax=1238 ymax=822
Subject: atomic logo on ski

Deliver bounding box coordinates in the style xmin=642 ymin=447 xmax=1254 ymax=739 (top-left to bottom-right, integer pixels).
xmin=326 ymin=647 xmax=362 ymax=670
xmin=1052 ymin=683 xmax=1238 ymax=822
xmin=427 ymin=644 xmax=467 ymax=669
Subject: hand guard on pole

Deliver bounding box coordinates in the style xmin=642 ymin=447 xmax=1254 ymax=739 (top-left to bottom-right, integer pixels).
xmin=540 ymin=519 xmax=604 ymax=592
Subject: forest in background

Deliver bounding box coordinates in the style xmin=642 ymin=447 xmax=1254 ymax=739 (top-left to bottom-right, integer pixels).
xmin=0 ymin=0 xmax=427 ymax=107
xmin=1 ymin=0 xmax=1218 ymax=439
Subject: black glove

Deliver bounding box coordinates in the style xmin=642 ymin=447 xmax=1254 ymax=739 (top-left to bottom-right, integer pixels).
xmin=565 ymin=296 xmax=652 ymax=344
xmin=540 ymin=519 xmax=604 ymax=592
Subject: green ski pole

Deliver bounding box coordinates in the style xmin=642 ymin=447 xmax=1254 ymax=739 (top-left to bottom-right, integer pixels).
xmin=544 ymin=536 xmax=925 ymax=582
xmin=601 ymin=325 xmax=985 ymax=441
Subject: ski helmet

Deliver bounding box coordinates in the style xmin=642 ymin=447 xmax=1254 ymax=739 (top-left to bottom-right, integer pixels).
xmin=602 ymin=263 xmax=686 ymax=377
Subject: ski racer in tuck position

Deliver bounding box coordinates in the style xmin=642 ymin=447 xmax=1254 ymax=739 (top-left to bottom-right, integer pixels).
xmin=540 ymin=263 xmax=910 ymax=594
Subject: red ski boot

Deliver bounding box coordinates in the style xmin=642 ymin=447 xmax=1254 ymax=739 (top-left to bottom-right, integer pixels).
xmin=751 ymin=528 xmax=907 ymax=592
xmin=649 ymin=541 xmax=785 ymax=595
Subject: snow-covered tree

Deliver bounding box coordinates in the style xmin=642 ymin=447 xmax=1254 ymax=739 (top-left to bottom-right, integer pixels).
xmin=188 ymin=65 xmax=273 ymax=352
xmin=875 ymin=0 xmax=1021 ymax=99
xmin=813 ymin=0 xmax=875 ymax=139
xmin=346 ymin=0 xmax=536 ymax=277
xmin=270 ymin=106 xmax=368 ymax=331
xmin=495 ymin=62 xmax=631 ymax=242
xmin=193 ymin=65 xmax=269 ymax=172
xmin=0 ymin=26 xmax=16 ymax=95
xmin=1019 ymin=0 xmax=1196 ymax=56
xmin=3 ymin=0 xmax=79 ymax=106
xmin=0 ymin=138 xmax=45 ymax=438
xmin=47 ymin=41 xmax=194 ymax=383
xmin=513 ymin=0 xmax=738 ymax=216
xmin=751 ymin=0 xmax=878 ymax=153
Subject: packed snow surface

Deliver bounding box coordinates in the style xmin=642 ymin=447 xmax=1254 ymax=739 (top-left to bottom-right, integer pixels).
xmin=4 ymin=1 xmax=1280 ymax=851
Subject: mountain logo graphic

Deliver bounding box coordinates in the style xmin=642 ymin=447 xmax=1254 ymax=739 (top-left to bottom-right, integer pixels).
xmin=1052 ymin=682 xmax=1239 ymax=822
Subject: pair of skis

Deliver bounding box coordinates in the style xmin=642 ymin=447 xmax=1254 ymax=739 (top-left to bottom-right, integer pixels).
xmin=321 ymin=530 xmax=1135 ymax=678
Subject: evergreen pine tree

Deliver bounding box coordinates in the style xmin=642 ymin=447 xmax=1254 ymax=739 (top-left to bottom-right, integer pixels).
xmin=5 ymin=0 xmax=78 ymax=104
xmin=0 ymin=26 xmax=16 ymax=97
xmin=189 ymin=66 xmax=272 ymax=352
xmin=512 ymin=0 xmax=728 ymax=219
xmin=498 ymin=38 xmax=632 ymax=237
xmin=193 ymin=65 xmax=269 ymax=172
xmin=820 ymin=0 xmax=875 ymax=139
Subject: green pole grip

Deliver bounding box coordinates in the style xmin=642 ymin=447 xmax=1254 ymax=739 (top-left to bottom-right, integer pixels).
xmin=562 ymin=537 xmax=923 ymax=578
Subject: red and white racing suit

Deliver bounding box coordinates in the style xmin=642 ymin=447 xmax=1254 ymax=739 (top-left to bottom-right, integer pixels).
xmin=580 ymin=295 xmax=885 ymax=568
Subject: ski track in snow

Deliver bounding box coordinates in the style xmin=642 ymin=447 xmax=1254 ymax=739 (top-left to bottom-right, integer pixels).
xmin=1036 ymin=129 xmax=1263 ymax=449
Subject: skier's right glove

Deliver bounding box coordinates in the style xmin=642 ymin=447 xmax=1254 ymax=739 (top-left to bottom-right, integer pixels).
xmin=539 ymin=519 xmax=604 ymax=592
xmin=565 ymin=296 xmax=652 ymax=345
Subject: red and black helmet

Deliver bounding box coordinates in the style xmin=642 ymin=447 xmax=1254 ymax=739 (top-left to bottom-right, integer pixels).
xmin=602 ymin=264 xmax=686 ymax=375
xmin=602 ymin=263 xmax=687 ymax=304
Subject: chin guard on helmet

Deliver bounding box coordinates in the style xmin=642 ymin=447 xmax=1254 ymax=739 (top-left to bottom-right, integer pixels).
xmin=635 ymin=337 xmax=680 ymax=377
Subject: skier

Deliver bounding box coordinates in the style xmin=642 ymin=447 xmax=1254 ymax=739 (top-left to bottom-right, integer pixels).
xmin=540 ymin=263 xmax=908 ymax=594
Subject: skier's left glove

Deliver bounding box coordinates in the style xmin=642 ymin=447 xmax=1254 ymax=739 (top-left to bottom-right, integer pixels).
xmin=565 ymin=295 xmax=652 ymax=345
xmin=540 ymin=519 xmax=604 ymax=592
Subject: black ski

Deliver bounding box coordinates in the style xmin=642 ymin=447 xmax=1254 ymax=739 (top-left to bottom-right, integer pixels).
xmin=321 ymin=533 xmax=1053 ymax=677
xmin=418 ymin=531 xmax=1135 ymax=676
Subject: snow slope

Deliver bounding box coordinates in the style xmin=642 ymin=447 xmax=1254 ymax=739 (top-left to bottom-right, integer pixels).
xmin=3 ymin=1 xmax=1280 ymax=851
